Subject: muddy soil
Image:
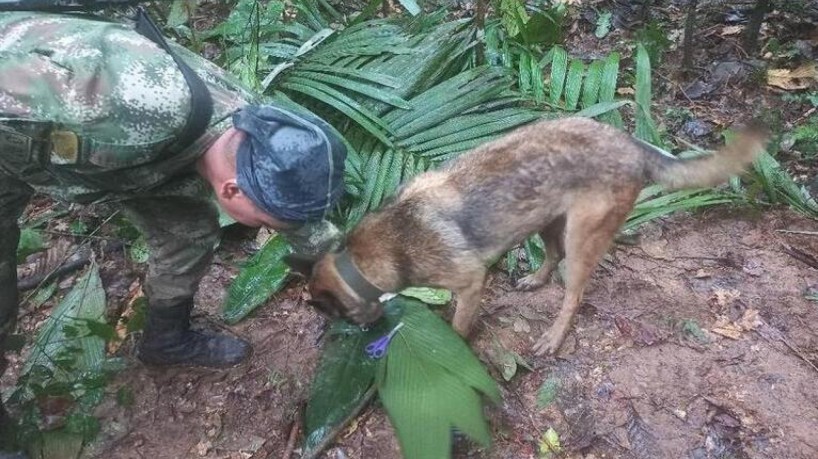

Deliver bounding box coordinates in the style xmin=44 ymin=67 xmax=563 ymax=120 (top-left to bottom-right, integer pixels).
xmin=49 ymin=209 xmax=813 ymax=459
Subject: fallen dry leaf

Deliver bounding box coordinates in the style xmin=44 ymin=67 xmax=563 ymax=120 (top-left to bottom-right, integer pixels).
xmin=737 ymin=308 xmax=762 ymax=331
xmin=720 ymin=25 xmax=743 ymax=36
xmin=710 ymin=288 xmax=741 ymax=309
xmin=711 ymin=309 xmax=761 ymax=340
xmin=711 ymin=315 xmax=739 ymax=338
xmin=694 ymin=268 xmax=712 ymax=279
xmin=767 ymin=64 xmax=818 ymax=90
xmin=617 ymin=87 xmax=636 ymax=96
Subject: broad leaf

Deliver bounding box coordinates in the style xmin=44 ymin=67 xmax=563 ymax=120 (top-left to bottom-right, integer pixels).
xmin=23 ymin=261 xmax=106 ymax=378
xmin=222 ymin=234 xmax=292 ymax=324
xmin=634 ymin=43 xmax=661 ymax=145
xmin=303 ymin=322 xmax=386 ymax=454
xmin=399 ymin=287 xmax=451 ymax=305
xmin=17 ymin=227 xmax=44 ymax=263
xmin=377 ymin=298 xmax=500 ymax=459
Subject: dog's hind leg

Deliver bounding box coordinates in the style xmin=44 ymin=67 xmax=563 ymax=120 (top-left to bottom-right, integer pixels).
xmin=516 ymin=215 xmax=566 ymax=291
xmin=532 ymin=188 xmax=638 ymax=356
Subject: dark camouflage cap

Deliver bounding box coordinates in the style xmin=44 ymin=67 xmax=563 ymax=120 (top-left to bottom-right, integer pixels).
xmin=233 ymin=105 xmax=346 ymax=224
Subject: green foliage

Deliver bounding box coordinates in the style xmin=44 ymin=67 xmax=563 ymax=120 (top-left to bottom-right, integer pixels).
xmin=634 ymin=19 xmax=672 ymax=66
xmin=398 ymin=287 xmax=452 ymax=305
xmin=304 ymin=297 xmax=499 ymax=459
xmin=9 ymin=262 xmax=122 ymax=450
xmin=128 ymin=236 xmax=150 ymax=265
xmin=624 ymin=185 xmax=739 ymax=231
xmin=222 ymin=234 xmax=292 ymax=324
xmin=376 ymin=298 xmax=500 ymax=458
xmin=536 ymin=377 xmax=560 ymax=408
xmin=539 ymin=427 xmax=562 ymax=457
xmin=748 ymin=151 xmax=818 ymax=219
xmin=68 ymin=220 xmax=88 ymax=236
xmin=17 ymin=227 xmax=45 ymax=263
xmin=303 ymin=321 xmax=386 ymax=454
xmin=634 ymin=43 xmax=661 ymax=145
xmin=595 ymin=11 xmax=613 ymax=38
xmin=28 ymin=282 xmax=57 ymax=310
xmin=496 ymin=0 xmax=530 ymax=38
xmin=538 ymin=47 xmax=624 ymax=125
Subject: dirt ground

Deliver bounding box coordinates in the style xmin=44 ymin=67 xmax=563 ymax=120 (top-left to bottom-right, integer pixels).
xmin=41 ymin=208 xmax=810 ymax=459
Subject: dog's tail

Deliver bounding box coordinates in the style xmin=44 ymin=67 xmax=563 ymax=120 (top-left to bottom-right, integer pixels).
xmin=639 ymin=125 xmax=768 ymax=191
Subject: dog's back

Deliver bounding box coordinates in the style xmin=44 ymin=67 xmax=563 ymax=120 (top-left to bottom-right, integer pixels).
xmin=396 ymin=118 xmax=646 ymax=260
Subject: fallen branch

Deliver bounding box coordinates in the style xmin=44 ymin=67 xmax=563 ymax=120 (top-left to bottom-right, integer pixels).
xmin=776 ymin=229 xmax=818 ymax=237
xmin=17 ymin=247 xmax=91 ymax=291
xmin=780 ymin=243 xmax=818 ymax=270
xmin=755 ymin=322 xmax=818 ymax=375
xmin=280 ymin=408 xmax=302 ymax=459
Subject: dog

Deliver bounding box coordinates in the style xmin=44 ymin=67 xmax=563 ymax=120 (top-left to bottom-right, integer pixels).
xmin=285 ymin=117 xmax=767 ymax=355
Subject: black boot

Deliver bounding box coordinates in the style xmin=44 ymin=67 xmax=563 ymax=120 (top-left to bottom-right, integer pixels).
xmin=137 ymin=301 xmax=251 ymax=368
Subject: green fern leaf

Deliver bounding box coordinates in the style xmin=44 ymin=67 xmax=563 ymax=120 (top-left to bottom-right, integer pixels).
xmin=598 ymin=51 xmax=622 ymax=127
xmin=548 ymin=46 xmax=568 ymax=106
xmin=581 ymin=59 xmax=604 ymax=108
xmin=563 ymin=59 xmax=585 ymax=111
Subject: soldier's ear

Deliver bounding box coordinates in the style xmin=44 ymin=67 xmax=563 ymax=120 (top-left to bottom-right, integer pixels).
xmin=284 ymin=253 xmax=318 ymax=277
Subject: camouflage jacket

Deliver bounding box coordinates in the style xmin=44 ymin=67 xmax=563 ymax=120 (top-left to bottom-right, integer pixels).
xmin=0 ymin=12 xmax=259 ymax=203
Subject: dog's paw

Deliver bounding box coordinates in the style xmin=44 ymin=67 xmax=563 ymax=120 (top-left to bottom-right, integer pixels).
xmin=532 ymin=337 xmax=559 ymax=356
xmin=515 ymin=274 xmax=546 ymax=291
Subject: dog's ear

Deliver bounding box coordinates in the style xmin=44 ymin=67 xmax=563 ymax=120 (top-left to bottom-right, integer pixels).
xmin=284 ymin=253 xmax=318 ymax=277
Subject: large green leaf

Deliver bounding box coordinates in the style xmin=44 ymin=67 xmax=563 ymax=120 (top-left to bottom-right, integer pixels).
xmin=625 ymin=185 xmax=739 ymax=230
xmin=548 ymin=46 xmax=568 ymax=106
xmin=634 ymin=43 xmax=661 ymax=145
xmin=23 ymin=261 xmax=106 ymax=378
xmin=598 ymin=52 xmax=622 ymax=127
xmin=377 ymin=298 xmax=500 ymax=459
xmin=750 ymin=151 xmax=818 ymax=219
xmin=222 ymin=235 xmax=292 ymax=324
xmin=303 ymin=322 xmax=388 ymax=455
xmin=563 ymin=59 xmax=585 ymax=111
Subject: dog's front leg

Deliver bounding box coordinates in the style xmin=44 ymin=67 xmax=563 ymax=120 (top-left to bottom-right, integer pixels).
xmin=451 ymin=274 xmax=487 ymax=339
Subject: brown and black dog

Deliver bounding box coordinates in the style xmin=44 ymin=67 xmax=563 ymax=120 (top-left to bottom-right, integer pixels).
xmin=286 ymin=117 xmax=767 ymax=355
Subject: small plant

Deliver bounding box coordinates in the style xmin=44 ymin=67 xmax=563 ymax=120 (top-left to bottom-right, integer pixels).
xmin=7 ymin=262 xmax=125 ymax=455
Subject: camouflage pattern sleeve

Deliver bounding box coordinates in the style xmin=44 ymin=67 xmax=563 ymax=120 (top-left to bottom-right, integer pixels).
xmin=0 ymin=12 xmax=255 ymax=203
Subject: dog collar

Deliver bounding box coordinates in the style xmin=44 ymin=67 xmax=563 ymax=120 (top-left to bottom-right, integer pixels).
xmin=334 ymin=250 xmax=384 ymax=303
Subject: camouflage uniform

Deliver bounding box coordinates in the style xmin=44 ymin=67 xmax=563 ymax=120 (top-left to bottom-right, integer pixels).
xmin=0 ymin=11 xmax=257 ymax=341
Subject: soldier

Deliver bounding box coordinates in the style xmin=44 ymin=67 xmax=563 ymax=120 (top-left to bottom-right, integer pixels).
xmin=0 ymin=10 xmax=346 ymax=457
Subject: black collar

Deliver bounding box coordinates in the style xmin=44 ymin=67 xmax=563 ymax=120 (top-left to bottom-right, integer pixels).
xmin=333 ymin=250 xmax=384 ymax=302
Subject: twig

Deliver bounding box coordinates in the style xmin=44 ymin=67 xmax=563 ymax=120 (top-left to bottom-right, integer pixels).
xmin=776 ymin=229 xmax=818 ymax=236
xmin=780 ymin=243 xmax=818 ymax=270
xmin=681 ymin=0 xmax=699 ymax=74
xmin=301 ymin=386 xmax=378 ymax=459
xmin=17 ymin=249 xmax=91 ymax=291
xmin=20 ymin=210 xmax=120 ymax=304
xmin=756 ymin=323 xmax=818 ymax=375
xmin=473 ymin=0 xmax=488 ymax=65
xmin=779 ymin=335 xmax=818 ymax=375
xmin=280 ymin=408 xmax=303 ymax=459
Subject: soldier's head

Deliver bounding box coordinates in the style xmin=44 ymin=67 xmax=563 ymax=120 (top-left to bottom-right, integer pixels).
xmin=200 ymin=105 xmax=347 ymax=231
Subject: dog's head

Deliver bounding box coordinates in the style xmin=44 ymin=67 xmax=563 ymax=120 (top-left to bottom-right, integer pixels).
xmin=285 ymin=253 xmax=384 ymax=325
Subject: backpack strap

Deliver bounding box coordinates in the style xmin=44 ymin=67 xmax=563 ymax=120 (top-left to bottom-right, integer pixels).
xmin=133 ymin=7 xmax=213 ymax=153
